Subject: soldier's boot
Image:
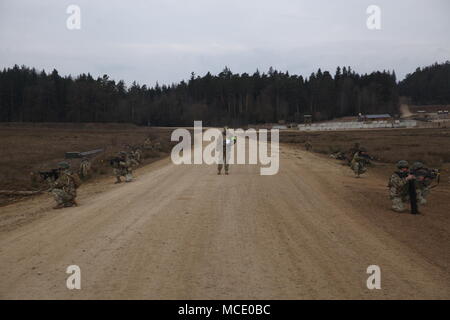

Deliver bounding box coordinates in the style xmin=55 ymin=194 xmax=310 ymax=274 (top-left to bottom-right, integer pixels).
xmin=391 ymin=197 xmax=407 ymax=213
xmin=217 ymin=164 xmax=222 ymax=175
xmin=115 ymin=177 xmax=122 ymax=184
xmin=125 ymin=173 xmax=133 ymax=182
xmin=417 ymin=191 xmax=427 ymax=205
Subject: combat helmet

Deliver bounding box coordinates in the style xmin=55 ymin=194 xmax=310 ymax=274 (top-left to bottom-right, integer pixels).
xmin=410 ymin=161 xmax=424 ymax=171
xmin=396 ymin=160 xmax=409 ymax=169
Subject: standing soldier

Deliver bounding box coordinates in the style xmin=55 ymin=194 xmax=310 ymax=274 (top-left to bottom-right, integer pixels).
xmin=79 ymin=157 xmax=91 ymax=180
xmin=217 ymin=127 xmax=237 ymax=175
xmin=350 ymin=148 xmax=369 ymax=177
xmin=51 ymin=162 xmax=80 ymax=209
xmin=388 ymin=160 xmax=415 ymax=212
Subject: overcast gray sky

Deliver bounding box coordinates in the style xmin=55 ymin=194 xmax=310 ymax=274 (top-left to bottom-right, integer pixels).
xmin=1 ymin=0 xmax=449 ymax=86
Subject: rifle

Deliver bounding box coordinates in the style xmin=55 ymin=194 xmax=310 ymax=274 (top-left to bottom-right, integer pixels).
xmin=411 ymin=168 xmax=440 ymax=189
xmin=109 ymin=157 xmax=126 ymax=168
xmin=39 ymin=169 xmax=59 ymax=181
xmin=360 ymin=153 xmax=374 ymax=162
xmin=408 ymin=179 xmax=418 ymax=215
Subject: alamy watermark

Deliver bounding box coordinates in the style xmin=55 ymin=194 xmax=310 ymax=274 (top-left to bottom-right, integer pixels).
xmin=66 ymin=5 xmax=81 ymax=30
xmin=66 ymin=265 xmax=81 ymax=290
xmin=366 ymin=265 xmax=381 ymax=289
xmin=170 ymin=121 xmax=279 ymax=175
xmin=366 ymin=5 xmax=381 ymax=30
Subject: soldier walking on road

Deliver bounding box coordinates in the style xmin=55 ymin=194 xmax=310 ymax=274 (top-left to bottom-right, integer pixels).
xmin=217 ymin=127 xmax=237 ymax=175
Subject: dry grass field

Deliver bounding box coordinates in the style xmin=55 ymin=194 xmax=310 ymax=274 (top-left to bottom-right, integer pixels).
xmin=0 ymin=123 xmax=175 ymax=205
xmin=280 ymin=127 xmax=450 ymax=166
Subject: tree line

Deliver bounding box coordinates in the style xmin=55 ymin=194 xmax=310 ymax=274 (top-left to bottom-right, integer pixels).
xmin=1 ymin=62 xmax=446 ymax=126
xmin=398 ymin=61 xmax=450 ymax=105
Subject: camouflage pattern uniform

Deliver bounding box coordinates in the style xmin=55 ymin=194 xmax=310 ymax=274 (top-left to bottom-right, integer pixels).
xmin=79 ymin=158 xmax=91 ymax=179
xmin=132 ymin=148 xmax=142 ymax=163
xmin=350 ymin=150 xmax=368 ymax=177
xmin=388 ymin=160 xmax=410 ymax=212
xmin=347 ymin=143 xmax=361 ymax=164
xmin=411 ymin=162 xmax=432 ymax=205
xmin=330 ymin=151 xmax=346 ymax=160
xmin=52 ymin=162 xmax=78 ymax=209
xmin=113 ymin=152 xmax=133 ymax=183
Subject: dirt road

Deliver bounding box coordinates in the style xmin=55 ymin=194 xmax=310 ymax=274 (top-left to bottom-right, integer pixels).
xmin=0 ymin=142 xmax=449 ymax=299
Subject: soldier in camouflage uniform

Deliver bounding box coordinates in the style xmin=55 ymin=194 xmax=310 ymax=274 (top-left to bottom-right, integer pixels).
xmin=79 ymin=157 xmax=91 ymax=180
xmin=52 ymin=162 xmax=79 ymax=209
xmin=411 ymin=161 xmax=432 ymax=205
xmin=132 ymin=148 xmax=142 ymax=163
xmin=347 ymin=142 xmax=363 ymax=165
xmin=388 ymin=160 xmax=415 ymax=212
xmin=112 ymin=151 xmax=134 ymax=183
xmin=350 ymin=148 xmax=369 ymax=177
xmin=217 ymin=127 xmax=237 ymax=175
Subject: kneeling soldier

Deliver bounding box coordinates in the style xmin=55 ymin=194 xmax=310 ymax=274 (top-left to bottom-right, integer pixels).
xmin=388 ymin=160 xmax=415 ymax=212
xmin=351 ymin=148 xmax=369 ymax=177
xmin=411 ymin=161 xmax=435 ymax=205
xmin=52 ymin=162 xmax=80 ymax=209
xmin=112 ymin=151 xmax=133 ymax=183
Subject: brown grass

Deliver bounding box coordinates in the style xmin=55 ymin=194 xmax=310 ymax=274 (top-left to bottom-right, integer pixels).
xmin=0 ymin=123 xmax=175 ymax=205
xmin=280 ymin=127 xmax=450 ymax=194
xmin=280 ymin=128 xmax=450 ymax=166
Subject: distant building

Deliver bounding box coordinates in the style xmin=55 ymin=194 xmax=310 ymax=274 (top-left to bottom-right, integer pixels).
xmin=438 ymin=110 xmax=449 ymax=119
